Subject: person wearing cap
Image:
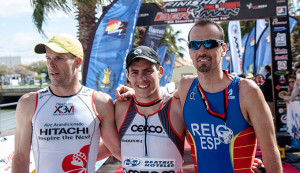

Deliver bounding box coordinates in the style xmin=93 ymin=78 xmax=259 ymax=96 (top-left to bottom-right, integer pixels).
xmin=113 ymin=46 xmax=186 ymax=172
xmin=12 ymin=34 xmax=120 ymax=173
xmin=113 ymin=46 xmax=265 ymax=173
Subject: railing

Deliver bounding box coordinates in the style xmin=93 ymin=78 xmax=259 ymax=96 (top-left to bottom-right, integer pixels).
xmin=0 ymin=102 xmax=17 ymax=135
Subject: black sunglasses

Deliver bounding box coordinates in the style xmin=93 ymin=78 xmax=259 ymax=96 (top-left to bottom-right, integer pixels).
xmin=188 ymin=39 xmax=224 ymax=50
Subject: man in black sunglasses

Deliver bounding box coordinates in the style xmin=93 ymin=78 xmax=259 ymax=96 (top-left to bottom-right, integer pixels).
xmin=174 ymin=18 xmax=282 ymax=172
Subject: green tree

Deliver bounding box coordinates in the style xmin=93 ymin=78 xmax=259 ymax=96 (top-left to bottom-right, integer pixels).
xmin=132 ymin=1 xmax=185 ymax=58
xmin=0 ymin=64 xmax=11 ymax=76
xmin=160 ymin=26 xmax=186 ymax=58
xmin=28 ymin=60 xmax=49 ymax=80
xmin=31 ymin=0 xmax=113 ymax=53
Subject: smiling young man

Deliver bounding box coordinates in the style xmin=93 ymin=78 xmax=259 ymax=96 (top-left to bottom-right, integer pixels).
xmin=175 ymin=19 xmax=282 ymax=172
xmin=12 ymin=34 xmax=120 ymax=173
xmin=114 ymin=46 xmax=185 ymax=173
xmin=115 ymin=45 xmax=266 ymax=173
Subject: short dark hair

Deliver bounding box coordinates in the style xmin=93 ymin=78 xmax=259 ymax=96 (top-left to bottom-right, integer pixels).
xmin=188 ymin=18 xmax=224 ymax=41
xmin=288 ymin=75 xmax=296 ymax=80
xmin=265 ymin=64 xmax=271 ymax=72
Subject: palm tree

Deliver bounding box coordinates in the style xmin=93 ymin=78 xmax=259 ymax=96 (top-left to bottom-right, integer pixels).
xmin=31 ymin=0 xmax=112 ymax=53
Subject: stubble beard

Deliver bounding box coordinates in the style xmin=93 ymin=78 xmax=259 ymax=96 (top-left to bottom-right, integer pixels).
xmin=196 ymin=55 xmax=212 ymax=72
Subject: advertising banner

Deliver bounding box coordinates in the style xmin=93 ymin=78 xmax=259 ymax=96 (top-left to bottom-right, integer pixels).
xmin=228 ymin=21 xmax=242 ymax=74
xmin=287 ymin=101 xmax=300 ymax=149
xmin=270 ymin=16 xmax=293 ymax=132
xmin=143 ymin=26 xmax=166 ymax=51
xmin=137 ymin=0 xmax=281 ymax=26
xmin=82 ymin=0 xmax=142 ymax=98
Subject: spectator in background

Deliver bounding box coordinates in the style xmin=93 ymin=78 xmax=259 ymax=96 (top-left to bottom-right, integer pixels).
xmin=246 ymin=73 xmax=254 ymax=81
xmin=255 ymin=74 xmax=265 ymax=87
xmin=260 ymin=65 xmax=274 ymax=123
xmin=238 ymin=73 xmax=246 ymax=78
xmin=293 ymin=55 xmax=300 ymax=71
xmin=283 ymin=64 xmax=300 ymax=102
xmin=287 ymin=75 xmax=296 ymax=96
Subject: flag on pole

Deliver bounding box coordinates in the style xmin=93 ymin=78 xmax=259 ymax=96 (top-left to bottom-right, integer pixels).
xmin=255 ymin=27 xmax=270 ymax=75
xmin=242 ymin=26 xmax=255 ymax=75
xmin=222 ymin=43 xmax=231 ymax=71
xmin=82 ymin=0 xmax=143 ymax=99
xmin=253 ymin=19 xmax=268 ymax=73
xmin=160 ymin=53 xmax=176 ymax=87
xmin=156 ymin=45 xmax=168 ymax=63
xmin=228 ymin=21 xmax=242 ymax=74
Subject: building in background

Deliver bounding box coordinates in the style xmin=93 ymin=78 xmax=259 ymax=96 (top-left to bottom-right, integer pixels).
xmin=0 ymin=56 xmax=21 ymax=68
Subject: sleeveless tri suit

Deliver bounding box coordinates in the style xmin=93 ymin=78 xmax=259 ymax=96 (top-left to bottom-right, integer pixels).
xmin=31 ymin=86 xmax=100 ymax=173
xmin=119 ymin=95 xmax=184 ymax=173
xmin=183 ymin=76 xmax=257 ymax=173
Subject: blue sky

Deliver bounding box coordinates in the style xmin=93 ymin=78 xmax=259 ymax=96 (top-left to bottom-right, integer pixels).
xmin=0 ymin=1 xmax=78 ymax=64
xmin=0 ymin=1 xmax=191 ymax=65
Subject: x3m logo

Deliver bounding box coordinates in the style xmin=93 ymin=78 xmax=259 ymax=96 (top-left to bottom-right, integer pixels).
xmin=54 ymin=104 xmax=74 ymax=115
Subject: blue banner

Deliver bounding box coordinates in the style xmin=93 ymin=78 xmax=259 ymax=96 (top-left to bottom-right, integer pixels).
xmin=82 ymin=0 xmax=142 ymax=99
xmin=242 ymin=26 xmax=255 ymax=75
xmin=289 ymin=16 xmax=298 ymax=33
xmin=160 ymin=53 xmax=176 ymax=87
xmin=222 ymin=43 xmax=231 ymax=72
xmin=156 ymin=45 xmax=168 ymax=63
xmin=287 ymin=101 xmax=300 ymax=149
xmin=255 ymin=27 xmax=269 ymax=75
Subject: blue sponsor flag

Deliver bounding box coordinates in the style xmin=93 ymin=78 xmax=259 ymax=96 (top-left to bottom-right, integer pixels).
xmin=289 ymin=16 xmax=298 ymax=33
xmin=160 ymin=53 xmax=176 ymax=87
xmin=222 ymin=43 xmax=231 ymax=71
xmin=255 ymin=27 xmax=270 ymax=75
xmin=156 ymin=45 xmax=168 ymax=63
xmin=242 ymin=26 xmax=255 ymax=75
xmin=82 ymin=0 xmax=142 ymax=99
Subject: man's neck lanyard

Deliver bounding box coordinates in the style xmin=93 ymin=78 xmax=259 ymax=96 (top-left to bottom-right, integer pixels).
xmin=133 ymin=94 xmax=164 ymax=107
xmin=197 ymin=70 xmax=232 ymax=121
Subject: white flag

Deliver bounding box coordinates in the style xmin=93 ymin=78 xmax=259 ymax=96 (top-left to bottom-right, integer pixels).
xmin=228 ymin=21 xmax=242 ymax=74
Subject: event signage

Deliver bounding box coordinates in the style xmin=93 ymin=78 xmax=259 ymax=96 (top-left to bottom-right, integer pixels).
xmin=137 ymin=0 xmax=279 ymax=26
xmin=270 ymin=16 xmax=293 ymax=132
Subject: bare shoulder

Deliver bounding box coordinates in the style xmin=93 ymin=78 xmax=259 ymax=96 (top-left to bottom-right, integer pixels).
xmin=94 ymin=91 xmax=113 ymax=104
xmin=115 ymin=99 xmax=132 ymax=128
xmin=16 ymin=92 xmax=37 ymax=119
xmin=170 ymin=97 xmax=182 ymax=112
xmin=93 ymin=91 xmax=114 ymax=119
xmin=179 ymin=75 xmax=196 ymax=87
xmin=19 ymin=92 xmax=36 ymax=104
xmin=238 ymin=78 xmax=266 ymax=122
xmin=177 ymin=75 xmax=196 ymax=105
xmin=238 ymin=78 xmax=262 ymax=96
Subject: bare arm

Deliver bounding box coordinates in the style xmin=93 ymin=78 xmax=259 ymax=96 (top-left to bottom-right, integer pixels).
xmin=97 ymin=142 xmax=112 ymax=161
xmin=114 ymin=84 xmax=135 ymax=101
xmin=12 ymin=93 xmax=36 ymax=173
xmin=239 ymin=79 xmax=282 ymax=172
xmin=94 ymin=92 xmax=121 ymax=160
xmin=169 ymin=97 xmax=185 ymax=140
